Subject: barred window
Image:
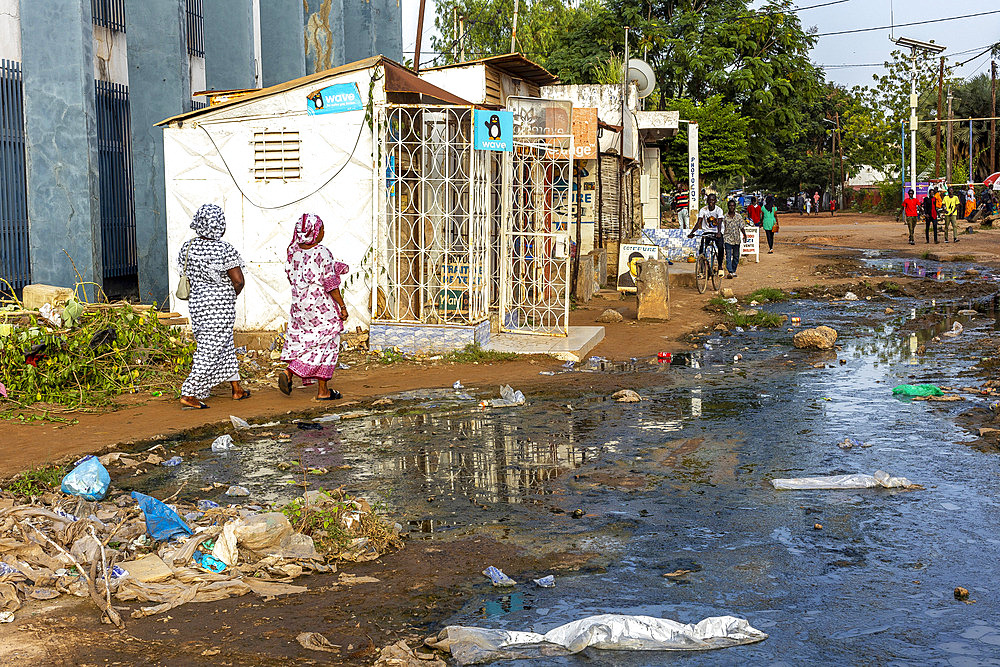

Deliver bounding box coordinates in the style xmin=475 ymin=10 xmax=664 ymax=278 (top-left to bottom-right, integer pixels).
xmin=186 ymin=0 xmax=205 ymax=57
xmin=253 ymin=131 xmax=301 ymax=181
xmin=92 ymin=0 xmax=126 ymax=32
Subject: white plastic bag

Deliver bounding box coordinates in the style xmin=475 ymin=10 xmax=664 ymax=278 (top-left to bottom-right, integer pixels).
xmin=771 ymin=469 xmax=914 ymax=490
xmin=212 ymin=435 xmax=237 ymax=452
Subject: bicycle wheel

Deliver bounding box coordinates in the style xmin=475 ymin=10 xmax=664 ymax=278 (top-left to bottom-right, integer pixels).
xmin=709 ymin=250 xmax=720 ymax=291
xmin=695 ymin=256 xmax=709 ymax=294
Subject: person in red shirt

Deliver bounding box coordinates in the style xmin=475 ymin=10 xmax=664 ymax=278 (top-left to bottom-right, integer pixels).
xmin=747 ymin=196 xmax=762 ymax=227
xmin=903 ymin=188 xmax=920 ymax=245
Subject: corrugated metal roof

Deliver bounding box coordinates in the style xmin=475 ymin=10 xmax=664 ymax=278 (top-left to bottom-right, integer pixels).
xmin=157 ymin=56 xmax=473 ymax=126
xmin=422 ymin=53 xmax=559 ymax=86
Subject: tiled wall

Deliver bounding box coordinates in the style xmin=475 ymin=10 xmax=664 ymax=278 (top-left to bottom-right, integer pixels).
xmin=640 ymin=229 xmax=699 ymax=260
xmin=369 ymin=320 xmax=491 ymax=354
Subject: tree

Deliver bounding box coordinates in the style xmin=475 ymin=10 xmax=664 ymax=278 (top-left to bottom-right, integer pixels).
xmin=660 ymin=96 xmax=750 ymax=188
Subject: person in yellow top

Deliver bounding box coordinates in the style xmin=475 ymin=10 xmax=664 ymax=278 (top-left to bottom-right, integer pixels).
xmin=941 ymin=187 xmax=960 ymax=243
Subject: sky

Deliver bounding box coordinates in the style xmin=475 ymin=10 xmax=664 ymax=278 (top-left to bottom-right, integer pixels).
xmin=401 ymin=0 xmax=1000 ymax=88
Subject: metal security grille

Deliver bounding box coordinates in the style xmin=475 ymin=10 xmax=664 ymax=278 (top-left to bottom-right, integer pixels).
xmin=0 ymin=61 xmax=29 ymax=292
xmin=95 ymin=80 xmax=137 ymax=279
xmin=186 ymin=0 xmax=205 ymax=58
xmin=91 ymin=0 xmax=126 ymax=32
xmin=375 ymin=105 xmax=490 ymax=326
xmin=499 ymin=100 xmax=573 ymax=336
xmin=252 ymin=130 xmax=301 ymax=180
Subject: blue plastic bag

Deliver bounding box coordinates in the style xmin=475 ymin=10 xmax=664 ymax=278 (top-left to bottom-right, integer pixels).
xmin=60 ymin=455 xmax=111 ymax=501
xmin=131 ymin=491 xmax=193 ymax=541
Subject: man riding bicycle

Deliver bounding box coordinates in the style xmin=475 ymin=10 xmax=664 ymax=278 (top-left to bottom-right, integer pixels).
xmin=688 ymin=193 xmax=725 ymax=277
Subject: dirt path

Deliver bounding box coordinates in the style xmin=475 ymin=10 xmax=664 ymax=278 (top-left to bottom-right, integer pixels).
xmin=3 ymin=212 xmax=998 ymax=478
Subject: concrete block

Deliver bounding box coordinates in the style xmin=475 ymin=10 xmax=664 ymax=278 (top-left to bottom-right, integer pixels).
xmin=635 ymin=259 xmax=669 ymax=321
xmin=589 ymin=248 xmax=607 ymax=287
xmin=21 ymin=284 xmax=75 ymax=310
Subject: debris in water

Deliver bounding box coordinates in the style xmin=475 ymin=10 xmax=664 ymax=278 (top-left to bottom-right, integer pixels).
xmin=612 ymin=389 xmax=642 ymax=403
xmin=212 ymin=435 xmax=237 ymax=452
xmin=533 ymin=575 xmax=555 ymax=588
xmin=226 ymin=485 xmax=251 ymax=497
xmin=297 ymin=422 xmax=323 ymax=431
xmin=482 ymin=566 xmax=516 ymax=587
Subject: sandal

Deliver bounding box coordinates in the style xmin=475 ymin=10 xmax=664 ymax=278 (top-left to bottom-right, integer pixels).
xmin=278 ymin=372 xmax=292 ymax=396
xmin=314 ymin=390 xmax=342 ymax=401
xmin=181 ymin=401 xmax=209 ymax=410
xmin=234 ymin=390 xmax=251 ymax=401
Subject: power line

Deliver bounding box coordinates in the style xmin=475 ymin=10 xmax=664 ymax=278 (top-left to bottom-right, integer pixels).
xmin=815 ymin=9 xmax=1000 ymax=37
xmin=790 ymin=0 xmax=850 ymax=11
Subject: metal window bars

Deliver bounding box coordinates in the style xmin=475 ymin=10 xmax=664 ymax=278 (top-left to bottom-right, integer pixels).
xmin=0 ymin=60 xmax=29 ymax=292
xmin=186 ymin=0 xmax=205 ymax=58
xmin=95 ymin=80 xmax=137 ymax=279
xmin=375 ymin=105 xmax=490 ymax=327
xmin=91 ymin=0 xmax=126 ymax=33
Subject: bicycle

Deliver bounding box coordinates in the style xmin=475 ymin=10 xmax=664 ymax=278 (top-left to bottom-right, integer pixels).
xmin=692 ymin=231 xmax=722 ymax=294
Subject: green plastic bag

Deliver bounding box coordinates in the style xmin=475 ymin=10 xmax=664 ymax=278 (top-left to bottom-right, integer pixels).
xmin=892 ymin=384 xmax=943 ymax=397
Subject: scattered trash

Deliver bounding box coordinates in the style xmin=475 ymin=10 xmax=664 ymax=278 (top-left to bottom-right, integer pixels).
xmin=533 ymin=575 xmax=555 ymax=588
xmin=733 ymin=354 xmax=742 ymax=362
xmin=790 ymin=316 xmax=801 ymax=325
xmin=425 ymin=614 xmax=768 ymax=664
xmin=657 ymin=351 xmax=671 ymax=363
xmin=892 ymin=384 xmax=943 ymax=397
xmin=453 ymin=380 xmax=464 ymax=390
xmin=225 ymin=485 xmax=251 ymax=497
xmin=338 ymin=363 xmax=350 ymax=370
xmin=611 ymin=389 xmax=642 ymax=403
xmin=132 ymin=491 xmax=194 ymax=541
xmin=192 ymin=549 xmax=227 ymax=573
xmin=197 ymin=499 xmax=220 ymax=510
xmin=958 ymin=309 xmax=977 ymax=316
xmin=0 ymin=611 xmax=13 ymax=624
xmin=843 ymin=291 xmax=859 ymax=301
xmin=313 ymin=414 xmax=341 ymax=423
xmin=297 ymin=422 xmax=324 ymax=431
xmin=838 ymin=437 xmax=868 ymax=449
xmin=230 ymin=415 xmax=250 ymax=430
xmin=372 ymin=397 xmax=393 ymax=407
xmin=539 ymin=371 xmax=555 ymax=375
xmin=61 ymin=455 xmax=111 ymax=501
xmin=662 ymin=569 xmax=693 ymax=578
xmin=162 ymin=456 xmax=183 ymax=467
xmin=298 ymin=632 xmax=341 ymax=653
xmin=562 ymin=360 xmax=576 ymax=369
xmin=813 ymin=523 xmax=823 ymax=530
xmin=212 ymin=435 xmax=237 ymax=452
xmin=482 ymin=566 xmax=516 ymax=587
xmin=481 ymin=385 xmax=525 ymax=408
xmin=724 ymin=297 xmax=738 ymax=304
xmin=942 ymin=321 xmax=964 ymax=338
xmin=955 ymin=587 xmax=971 ymax=601
xmin=771 ymin=470 xmax=917 ymax=490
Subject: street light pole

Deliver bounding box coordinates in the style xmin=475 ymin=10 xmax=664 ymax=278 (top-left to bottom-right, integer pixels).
xmin=909 ymin=46 xmax=918 ymax=199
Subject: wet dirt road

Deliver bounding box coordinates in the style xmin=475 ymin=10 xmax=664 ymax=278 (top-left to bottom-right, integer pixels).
xmin=94 ymin=259 xmax=1000 ymax=665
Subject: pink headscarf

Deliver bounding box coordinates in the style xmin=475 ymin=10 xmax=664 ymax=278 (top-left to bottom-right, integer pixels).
xmin=287 ymin=213 xmax=324 ymax=262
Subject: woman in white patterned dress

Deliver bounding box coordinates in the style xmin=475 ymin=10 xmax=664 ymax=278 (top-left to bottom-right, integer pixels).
xmin=278 ymin=213 xmax=349 ymax=401
xmin=178 ymin=204 xmax=251 ymax=409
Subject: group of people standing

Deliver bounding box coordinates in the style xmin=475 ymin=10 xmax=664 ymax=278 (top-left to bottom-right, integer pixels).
xmin=902 ymin=186 xmax=975 ymax=245
xmin=177 ymin=204 xmax=349 ymax=410
xmin=793 ymin=190 xmax=833 ymax=215
xmin=687 ymin=193 xmax=780 ymax=280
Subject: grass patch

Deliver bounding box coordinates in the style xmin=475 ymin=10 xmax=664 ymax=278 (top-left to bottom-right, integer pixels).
xmin=745 ymin=287 xmax=790 ymax=303
xmin=443 ymin=343 xmax=519 ymax=363
xmin=730 ymin=310 xmax=787 ymax=328
xmin=279 ymin=488 xmax=402 ymax=559
xmin=4 ymin=464 xmax=65 ymax=498
xmin=920 ymin=250 xmax=931 ymax=259
xmin=881 ymin=281 xmax=901 ymax=293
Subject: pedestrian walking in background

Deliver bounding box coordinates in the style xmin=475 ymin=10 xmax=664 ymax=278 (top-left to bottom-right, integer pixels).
xmin=722 ymin=199 xmax=749 ymax=279
xmin=923 ymin=187 xmax=939 ymax=243
xmin=813 ymin=191 xmax=820 ymax=215
xmin=965 ymin=185 xmax=977 ymax=218
xmin=957 ymin=186 xmax=967 ymax=220
xmin=675 ymin=189 xmax=690 ymax=229
xmin=761 ymin=195 xmax=779 ymax=253
xmin=178 ymin=204 xmax=250 ymax=409
xmin=903 ymin=189 xmax=920 ymax=245
xmin=829 ymin=197 xmax=836 ymax=216
xmin=747 ymin=196 xmax=762 ymax=227
xmin=279 ymin=213 xmax=350 ymax=401
xmin=941 ymin=187 xmax=960 ymax=243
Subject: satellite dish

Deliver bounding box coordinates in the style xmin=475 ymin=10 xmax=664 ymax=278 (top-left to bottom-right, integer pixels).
xmin=627 ymin=58 xmax=656 ymax=98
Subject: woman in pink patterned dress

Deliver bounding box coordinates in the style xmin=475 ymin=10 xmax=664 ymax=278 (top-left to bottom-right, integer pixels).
xmin=278 ymin=213 xmax=349 ymax=400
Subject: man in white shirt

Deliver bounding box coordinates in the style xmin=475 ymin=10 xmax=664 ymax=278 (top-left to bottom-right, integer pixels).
xmin=688 ymin=193 xmax=725 ymax=276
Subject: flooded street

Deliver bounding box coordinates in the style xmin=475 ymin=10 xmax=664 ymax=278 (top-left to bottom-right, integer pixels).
xmin=126 ymin=280 xmax=1000 ymax=665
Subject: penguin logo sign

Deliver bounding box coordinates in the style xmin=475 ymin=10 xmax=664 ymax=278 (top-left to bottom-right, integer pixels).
xmin=306 ymin=82 xmax=364 ymax=115
xmin=486 ymin=114 xmax=502 ymax=140
xmin=473 ymin=110 xmax=513 ymax=152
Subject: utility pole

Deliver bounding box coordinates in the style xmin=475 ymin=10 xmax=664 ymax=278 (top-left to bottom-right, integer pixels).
xmin=837 ymin=112 xmax=844 ymax=209
xmin=511 ymin=0 xmax=520 ymax=53
xmin=936 ymin=56 xmax=943 ymax=178
xmin=413 ymin=0 xmax=427 ymax=71
xmin=946 ymin=87 xmax=953 ymax=184
xmin=992 ymin=60 xmax=997 ymax=173
xmin=459 ymin=15 xmax=466 ymax=61
xmin=452 ymin=7 xmax=458 ymax=61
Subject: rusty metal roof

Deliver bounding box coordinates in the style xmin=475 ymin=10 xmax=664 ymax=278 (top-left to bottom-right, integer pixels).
xmin=157 ymin=56 xmax=473 ymax=126
xmin=422 ymin=53 xmax=559 ymax=86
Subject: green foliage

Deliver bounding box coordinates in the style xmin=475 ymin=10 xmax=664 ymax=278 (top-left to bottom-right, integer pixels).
xmin=443 ymin=343 xmax=520 ymax=363
xmin=279 ymin=492 xmax=352 ymax=555
xmin=731 ymin=310 xmax=786 ymax=329
xmin=661 ymin=96 xmax=750 ymax=185
xmin=3 ymin=465 xmax=66 ymax=498
xmin=746 ymin=288 xmax=789 ymax=303
xmin=0 ymin=306 xmax=194 ymax=412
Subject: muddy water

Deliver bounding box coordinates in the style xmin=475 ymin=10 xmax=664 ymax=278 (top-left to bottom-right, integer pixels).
xmin=130 ymin=294 xmax=1000 ymax=665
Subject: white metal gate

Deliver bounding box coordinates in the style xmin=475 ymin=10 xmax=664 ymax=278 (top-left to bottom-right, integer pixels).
xmin=375 ymin=105 xmax=491 ymax=326
xmin=499 ymin=98 xmax=573 ymax=336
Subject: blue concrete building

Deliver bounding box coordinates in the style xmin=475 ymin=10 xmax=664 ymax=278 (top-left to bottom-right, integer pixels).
xmin=0 ymin=0 xmax=400 ymax=305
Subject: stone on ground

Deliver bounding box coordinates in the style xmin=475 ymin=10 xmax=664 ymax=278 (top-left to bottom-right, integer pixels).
xmin=793 ymin=325 xmax=838 ymax=350
xmin=611 ymin=389 xmax=642 ymax=402
xmin=597 ymin=308 xmax=624 ymax=323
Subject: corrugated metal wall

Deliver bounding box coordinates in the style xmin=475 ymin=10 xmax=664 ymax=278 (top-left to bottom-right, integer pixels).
xmin=0 ymin=60 xmax=29 ymax=292
xmin=95 ymin=80 xmax=137 ymax=279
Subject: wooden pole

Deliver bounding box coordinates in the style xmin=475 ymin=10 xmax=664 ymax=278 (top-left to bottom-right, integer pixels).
xmin=413 ymin=0 xmax=427 ymax=72
xmin=511 ymin=0 xmax=520 ymax=53
xmin=936 ymin=56 xmax=944 ymax=178
xmin=459 ymin=15 xmax=466 ymax=61
xmin=452 ymin=7 xmax=458 ymax=61
xmin=992 ymin=60 xmax=997 ymax=173
xmin=836 ymin=112 xmax=844 ymax=209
